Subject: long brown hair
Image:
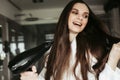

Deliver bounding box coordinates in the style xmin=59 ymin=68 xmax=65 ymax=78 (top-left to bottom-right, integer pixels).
xmin=45 ymin=0 xmax=120 ymax=80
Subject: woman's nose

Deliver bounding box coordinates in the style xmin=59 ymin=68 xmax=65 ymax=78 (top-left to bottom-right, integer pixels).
xmin=77 ymin=15 xmax=83 ymax=21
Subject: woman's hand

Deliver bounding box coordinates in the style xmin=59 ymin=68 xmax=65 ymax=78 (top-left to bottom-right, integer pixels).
xmin=107 ymin=42 xmax=120 ymax=70
xmin=20 ymin=66 xmax=39 ymax=80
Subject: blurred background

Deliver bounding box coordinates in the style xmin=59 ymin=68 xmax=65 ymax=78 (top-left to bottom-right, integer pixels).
xmin=0 ymin=0 xmax=120 ymax=80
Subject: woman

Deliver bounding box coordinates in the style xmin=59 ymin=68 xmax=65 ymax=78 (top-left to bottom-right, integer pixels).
xmin=20 ymin=0 xmax=120 ymax=80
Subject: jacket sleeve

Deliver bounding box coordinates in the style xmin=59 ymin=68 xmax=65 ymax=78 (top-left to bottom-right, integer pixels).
xmin=38 ymin=56 xmax=48 ymax=80
xmin=99 ymin=63 xmax=120 ymax=80
xmin=38 ymin=67 xmax=46 ymax=80
xmin=38 ymin=47 xmax=51 ymax=80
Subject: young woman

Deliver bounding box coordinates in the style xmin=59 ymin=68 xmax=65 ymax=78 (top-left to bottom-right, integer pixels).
xmin=20 ymin=0 xmax=120 ymax=80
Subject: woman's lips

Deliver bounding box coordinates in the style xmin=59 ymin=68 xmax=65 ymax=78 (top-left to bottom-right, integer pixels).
xmin=73 ymin=22 xmax=82 ymax=27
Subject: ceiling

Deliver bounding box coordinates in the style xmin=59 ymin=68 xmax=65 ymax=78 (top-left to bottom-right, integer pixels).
xmin=7 ymin=0 xmax=108 ymax=25
xmin=9 ymin=0 xmax=107 ymax=10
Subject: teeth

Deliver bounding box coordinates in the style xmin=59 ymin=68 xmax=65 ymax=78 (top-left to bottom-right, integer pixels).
xmin=73 ymin=22 xmax=82 ymax=26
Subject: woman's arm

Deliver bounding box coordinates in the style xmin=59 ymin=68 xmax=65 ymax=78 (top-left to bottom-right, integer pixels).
xmin=99 ymin=42 xmax=120 ymax=80
xmin=20 ymin=48 xmax=50 ymax=80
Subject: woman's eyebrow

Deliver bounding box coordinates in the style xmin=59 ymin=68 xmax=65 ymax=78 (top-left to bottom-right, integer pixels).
xmin=72 ymin=8 xmax=78 ymax=11
xmin=72 ymin=8 xmax=89 ymax=14
xmin=84 ymin=12 xmax=89 ymax=14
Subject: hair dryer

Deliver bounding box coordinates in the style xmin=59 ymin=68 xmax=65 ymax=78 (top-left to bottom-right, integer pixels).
xmin=8 ymin=41 xmax=52 ymax=75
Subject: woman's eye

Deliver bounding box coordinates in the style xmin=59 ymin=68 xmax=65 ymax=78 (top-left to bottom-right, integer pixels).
xmin=83 ymin=15 xmax=89 ymax=18
xmin=71 ymin=11 xmax=78 ymax=15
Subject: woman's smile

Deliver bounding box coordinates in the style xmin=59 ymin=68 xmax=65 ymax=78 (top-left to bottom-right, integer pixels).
xmin=73 ymin=21 xmax=82 ymax=27
xmin=68 ymin=3 xmax=89 ymax=35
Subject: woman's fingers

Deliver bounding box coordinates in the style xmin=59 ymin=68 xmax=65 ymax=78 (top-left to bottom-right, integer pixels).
xmin=32 ymin=66 xmax=37 ymax=73
xmin=112 ymin=42 xmax=120 ymax=56
xmin=117 ymin=42 xmax=120 ymax=45
xmin=20 ymin=66 xmax=38 ymax=80
xmin=107 ymin=42 xmax=120 ymax=70
xmin=20 ymin=72 xmax=38 ymax=80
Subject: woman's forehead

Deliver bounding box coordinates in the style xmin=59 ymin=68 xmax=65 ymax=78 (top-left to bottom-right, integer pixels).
xmin=72 ymin=3 xmax=89 ymax=12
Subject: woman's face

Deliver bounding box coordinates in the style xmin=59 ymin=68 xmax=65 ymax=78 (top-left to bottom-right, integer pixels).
xmin=68 ymin=3 xmax=89 ymax=35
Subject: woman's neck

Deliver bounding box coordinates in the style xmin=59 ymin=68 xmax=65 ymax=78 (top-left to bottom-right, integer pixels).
xmin=69 ymin=33 xmax=78 ymax=42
